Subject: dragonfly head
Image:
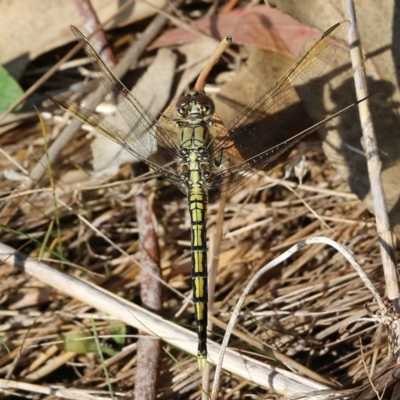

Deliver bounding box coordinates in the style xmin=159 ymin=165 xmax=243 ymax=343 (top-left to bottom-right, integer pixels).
xmin=175 ymin=90 xmax=215 ymax=119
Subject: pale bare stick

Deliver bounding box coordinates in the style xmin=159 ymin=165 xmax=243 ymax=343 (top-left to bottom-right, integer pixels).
xmin=343 ymin=1 xmax=399 ymax=305
xmin=194 ymin=35 xmax=233 ymax=92
xmin=202 ymin=198 xmax=226 ymax=399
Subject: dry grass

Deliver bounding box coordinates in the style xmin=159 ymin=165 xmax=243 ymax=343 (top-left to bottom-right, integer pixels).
xmin=1 ymin=6 xmax=399 ymax=400
xmin=1 ymin=132 xmax=397 ymax=398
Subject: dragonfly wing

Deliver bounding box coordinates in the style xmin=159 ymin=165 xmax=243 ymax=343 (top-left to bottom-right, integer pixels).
xmin=208 ymin=122 xmax=317 ymax=203
xmin=50 ymin=94 xmax=187 ymax=193
xmin=68 ymin=26 xmax=181 ymax=166
xmin=208 ymin=20 xmax=351 ymax=202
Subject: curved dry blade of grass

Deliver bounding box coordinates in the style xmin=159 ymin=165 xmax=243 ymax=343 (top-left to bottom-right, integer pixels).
xmin=211 ymin=236 xmax=385 ymax=399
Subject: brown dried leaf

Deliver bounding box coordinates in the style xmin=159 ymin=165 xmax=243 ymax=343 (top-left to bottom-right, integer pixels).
xmin=269 ymin=0 xmax=400 ymax=235
xmin=1 ymin=0 xmax=166 ymax=77
xmin=149 ymin=4 xmax=321 ymax=55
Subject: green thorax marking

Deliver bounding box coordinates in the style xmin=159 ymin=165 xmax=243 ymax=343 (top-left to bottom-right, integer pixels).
xmin=175 ymin=90 xmax=215 ymax=187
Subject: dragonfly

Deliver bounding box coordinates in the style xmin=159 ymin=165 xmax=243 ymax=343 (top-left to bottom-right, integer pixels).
xmin=50 ymin=20 xmax=351 ymax=369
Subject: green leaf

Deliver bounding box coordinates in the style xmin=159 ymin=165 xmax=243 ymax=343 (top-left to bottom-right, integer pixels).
xmin=110 ymin=324 xmax=126 ymax=346
xmin=0 ymin=65 xmax=24 ymax=112
xmin=58 ymin=332 xmax=97 ymax=353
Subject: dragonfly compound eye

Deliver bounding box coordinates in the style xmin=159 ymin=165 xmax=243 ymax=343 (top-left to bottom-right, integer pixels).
xmin=175 ymin=92 xmax=215 ymax=117
xmin=175 ymin=95 xmax=191 ymax=116
xmin=175 ymin=95 xmax=191 ymax=108
xmin=193 ymin=93 xmax=215 ymax=115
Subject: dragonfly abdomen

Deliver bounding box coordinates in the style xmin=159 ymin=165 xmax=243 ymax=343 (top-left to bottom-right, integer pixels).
xmin=188 ymin=183 xmax=208 ymax=370
xmin=178 ymin=116 xmax=212 ymax=369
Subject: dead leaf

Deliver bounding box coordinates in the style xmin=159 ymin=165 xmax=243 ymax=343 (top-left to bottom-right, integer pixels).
xmin=269 ymin=0 xmax=400 ymax=235
xmin=149 ymin=4 xmax=321 ymax=56
xmin=1 ymin=0 xmax=166 ymax=79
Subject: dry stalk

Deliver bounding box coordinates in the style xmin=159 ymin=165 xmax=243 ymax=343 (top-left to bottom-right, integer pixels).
xmin=0 ymin=241 xmax=343 ymax=398
xmin=72 ymin=0 xmax=117 ymax=68
xmin=202 ymin=198 xmax=226 ymax=397
xmin=194 ymin=36 xmax=233 ymax=92
xmin=343 ymin=1 xmax=399 ymax=302
xmin=134 ymin=185 xmax=162 ymax=400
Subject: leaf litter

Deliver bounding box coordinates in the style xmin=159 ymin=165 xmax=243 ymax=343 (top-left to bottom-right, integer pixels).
xmin=0 ymin=3 xmax=399 ymax=399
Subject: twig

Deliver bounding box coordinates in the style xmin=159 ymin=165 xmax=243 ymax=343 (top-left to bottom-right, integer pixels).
xmin=134 ymin=185 xmax=162 ymax=400
xmin=343 ymin=1 xmax=399 ymax=304
xmin=221 ymin=0 xmax=239 ymax=13
xmin=202 ymin=198 xmax=226 ymax=398
xmin=0 ymin=379 xmax=109 ymax=399
xmin=194 ymin=35 xmax=233 ymax=91
xmin=0 ymin=241 xmax=337 ymax=399
xmin=72 ymin=0 xmax=117 ymax=68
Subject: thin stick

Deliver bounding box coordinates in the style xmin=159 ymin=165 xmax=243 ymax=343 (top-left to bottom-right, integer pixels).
xmin=202 ymin=198 xmax=226 ymax=398
xmin=72 ymin=0 xmax=117 ymax=68
xmin=0 ymin=241 xmax=335 ymax=398
xmin=343 ymin=1 xmax=399 ymax=304
xmin=135 ymin=185 xmax=162 ymax=400
xmin=194 ymin=35 xmax=233 ymax=91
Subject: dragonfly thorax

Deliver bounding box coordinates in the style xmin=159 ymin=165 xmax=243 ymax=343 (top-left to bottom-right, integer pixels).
xmin=179 ymin=122 xmax=213 ymax=149
xmin=178 ymin=152 xmax=211 ymax=187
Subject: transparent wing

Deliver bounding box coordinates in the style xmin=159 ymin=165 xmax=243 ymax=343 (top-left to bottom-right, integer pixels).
xmin=208 ymin=109 xmax=344 ymax=203
xmin=207 ymin=20 xmax=350 ymax=203
xmin=49 ymin=26 xmax=186 ymax=191
xmin=50 ymin=95 xmax=187 ymax=193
